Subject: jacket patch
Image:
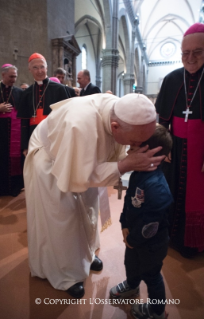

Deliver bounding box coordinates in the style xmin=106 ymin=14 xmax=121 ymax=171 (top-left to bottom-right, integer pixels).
xmin=131 ymin=187 xmax=144 ymax=208
xmin=142 ymin=222 xmax=159 ymax=238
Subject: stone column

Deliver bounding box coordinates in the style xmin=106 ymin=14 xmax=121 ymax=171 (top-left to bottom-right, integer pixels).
xmin=96 ymin=75 xmax=102 ymax=89
xmin=135 ymin=86 xmax=143 ymax=93
xmin=101 ymin=0 xmax=119 ymax=94
xmin=124 ymin=28 xmax=136 ymax=94
xmin=101 ymin=48 xmax=119 ymax=93
xmin=124 ymin=73 xmax=135 ymax=94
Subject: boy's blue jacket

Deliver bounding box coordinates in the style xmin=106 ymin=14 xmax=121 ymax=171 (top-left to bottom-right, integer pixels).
xmin=120 ymin=167 xmax=173 ymax=248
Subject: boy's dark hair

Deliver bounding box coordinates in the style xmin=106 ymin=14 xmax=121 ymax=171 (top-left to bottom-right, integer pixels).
xmin=141 ymin=124 xmax=172 ymax=157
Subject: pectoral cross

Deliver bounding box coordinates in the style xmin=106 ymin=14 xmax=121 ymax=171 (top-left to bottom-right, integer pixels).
xmin=114 ymin=178 xmax=127 ymax=200
xmin=32 ymin=113 xmax=36 ymax=122
xmin=183 ymin=108 xmax=192 ymax=122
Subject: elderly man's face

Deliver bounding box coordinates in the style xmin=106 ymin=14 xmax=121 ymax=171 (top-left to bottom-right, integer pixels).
xmin=29 ymin=59 xmax=47 ymax=81
xmin=77 ymin=71 xmax=89 ymax=88
xmin=182 ymin=33 xmax=204 ymax=74
xmin=111 ymin=120 xmax=156 ymax=148
xmin=56 ymin=73 xmax=65 ymax=84
xmin=2 ymin=69 xmax=17 ymax=86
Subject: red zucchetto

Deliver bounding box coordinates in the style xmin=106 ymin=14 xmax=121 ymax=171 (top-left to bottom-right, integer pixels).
xmin=28 ymin=53 xmax=46 ymax=62
xmin=184 ymin=23 xmax=204 ymax=37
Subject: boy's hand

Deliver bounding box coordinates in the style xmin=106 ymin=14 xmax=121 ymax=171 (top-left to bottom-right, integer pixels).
xmin=122 ymin=228 xmax=133 ymax=249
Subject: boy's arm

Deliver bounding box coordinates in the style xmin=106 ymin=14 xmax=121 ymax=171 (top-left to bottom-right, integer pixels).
xmin=119 ymin=181 xmax=134 ymax=248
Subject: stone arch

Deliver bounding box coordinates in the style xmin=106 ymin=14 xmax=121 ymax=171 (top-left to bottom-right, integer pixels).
xmin=75 ymin=15 xmax=104 ymax=88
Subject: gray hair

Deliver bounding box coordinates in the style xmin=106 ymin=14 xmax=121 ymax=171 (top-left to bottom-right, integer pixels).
xmin=28 ymin=59 xmax=47 ymax=68
xmin=1 ymin=65 xmax=18 ymax=73
xmin=110 ymin=105 xmax=133 ymax=131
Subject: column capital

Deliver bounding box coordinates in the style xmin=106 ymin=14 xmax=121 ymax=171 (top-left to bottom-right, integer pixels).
xmin=123 ymin=73 xmax=135 ymax=83
xmin=101 ymin=49 xmax=119 ymax=67
xmin=135 ymin=86 xmax=143 ymax=93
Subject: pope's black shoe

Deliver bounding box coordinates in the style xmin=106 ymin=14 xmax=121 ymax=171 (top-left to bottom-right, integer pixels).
xmin=66 ymin=282 xmax=85 ymax=298
xmin=90 ymin=255 xmax=103 ymax=271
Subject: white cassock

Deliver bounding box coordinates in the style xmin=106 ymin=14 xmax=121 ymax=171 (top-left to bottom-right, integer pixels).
xmin=24 ymin=93 xmax=126 ymax=290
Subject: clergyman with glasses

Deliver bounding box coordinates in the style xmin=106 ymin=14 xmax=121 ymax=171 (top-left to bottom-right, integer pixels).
xmin=156 ymin=23 xmax=204 ymax=258
xmin=17 ymin=53 xmax=68 ymax=157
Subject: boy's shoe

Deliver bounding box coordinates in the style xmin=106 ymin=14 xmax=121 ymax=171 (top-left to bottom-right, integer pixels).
xmin=131 ymin=303 xmax=168 ymax=319
xmin=110 ymin=280 xmax=139 ymax=299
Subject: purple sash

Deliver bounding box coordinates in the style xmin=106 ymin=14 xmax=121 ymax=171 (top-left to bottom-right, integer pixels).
xmin=0 ymin=109 xmax=22 ymax=176
xmin=172 ymin=116 xmax=204 ymax=251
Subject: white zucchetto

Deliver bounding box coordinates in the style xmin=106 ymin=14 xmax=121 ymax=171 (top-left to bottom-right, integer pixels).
xmin=114 ymin=93 xmax=156 ymax=125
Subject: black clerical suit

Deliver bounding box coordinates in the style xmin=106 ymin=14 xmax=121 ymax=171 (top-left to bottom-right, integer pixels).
xmin=155 ymin=65 xmax=204 ymax=255
xmin=80 ymin=83 xmax=101 ymax=96
xmin=0 ymin=84 xmax=24 ymax=196
xmin=65 ymin=85 xmax=76 ymax=98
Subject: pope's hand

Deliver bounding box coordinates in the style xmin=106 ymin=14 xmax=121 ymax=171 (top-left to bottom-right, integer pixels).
xmin=0 ymin=103 xmax=13 ymax=113
xmin=118 ymin=145 xmax=165 ymax=175
xmin=202 ymin=162 xmax=204 ymax=172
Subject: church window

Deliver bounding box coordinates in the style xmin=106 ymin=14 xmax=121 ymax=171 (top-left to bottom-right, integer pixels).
xmin=82 ymin=45 xmax=87 ymax=69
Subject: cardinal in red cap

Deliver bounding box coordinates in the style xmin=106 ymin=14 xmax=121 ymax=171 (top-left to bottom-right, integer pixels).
xmin=155 ymin=22 xmax=204 ymax=258
xmin=17 ymin=52 xmax=69 ymax=155
xmin=28 ymin=52 xmax=46 ymax=63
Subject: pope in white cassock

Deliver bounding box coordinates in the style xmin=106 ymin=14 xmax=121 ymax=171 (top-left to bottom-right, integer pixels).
xmin=24 ymin=93 xmax=164 ymax=298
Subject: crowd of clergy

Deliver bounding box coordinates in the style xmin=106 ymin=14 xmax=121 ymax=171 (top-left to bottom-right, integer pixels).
xmin=0 ymin=52 xmax=101 ymax=197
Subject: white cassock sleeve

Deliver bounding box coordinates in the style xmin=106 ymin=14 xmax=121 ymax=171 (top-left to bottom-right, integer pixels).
xmin=47 ymin=98 xmax=123 ymax=193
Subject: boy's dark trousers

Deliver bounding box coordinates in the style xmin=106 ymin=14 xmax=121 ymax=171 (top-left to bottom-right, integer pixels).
xmin=125 ymin=235 xmax=168 ymax=316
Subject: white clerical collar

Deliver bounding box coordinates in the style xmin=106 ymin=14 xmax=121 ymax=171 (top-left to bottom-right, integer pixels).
xmin=84 ymin=82 xmax=90 ymax=91
xmin=34 ymin=77 xmax=48 ymax=85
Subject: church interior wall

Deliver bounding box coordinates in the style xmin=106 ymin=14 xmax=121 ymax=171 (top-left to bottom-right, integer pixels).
xmin=0 ymin=0 xmax=76 ymax=87
xmin=0 ymin=0 xmax=48 ymax=87
xmin=46 ymin=0 xmax=75 ymax=76
xmin=75 ymin=28 xmax=97 ymax=86
xmin=147 ymin=62 xmax=183 ymax=95
xmin=75 ymin=0 xmax=104 ymax=30
xmin=1 ymin=0 xmax=199 ymax=96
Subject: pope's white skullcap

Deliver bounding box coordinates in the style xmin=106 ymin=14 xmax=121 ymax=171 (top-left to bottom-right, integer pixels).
xmin=114 ymin=93 xmax=156 ymax=125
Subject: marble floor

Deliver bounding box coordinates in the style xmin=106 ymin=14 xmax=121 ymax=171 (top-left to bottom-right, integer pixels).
xmin=0 ymin=187 xmax=204 ymax=319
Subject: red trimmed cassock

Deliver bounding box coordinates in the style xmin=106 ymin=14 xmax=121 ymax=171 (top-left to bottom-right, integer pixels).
xmin=0 ymin=83 xmax=23 ymax=196
xmin=17 ymin=78 xmax=68 ymax=150
xmin=156 ymin=65 xmax=204 ymax=256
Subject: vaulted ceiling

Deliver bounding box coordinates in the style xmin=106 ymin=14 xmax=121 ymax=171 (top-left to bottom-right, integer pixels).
xmin=133 ymin=0 xmax=203 ymax=63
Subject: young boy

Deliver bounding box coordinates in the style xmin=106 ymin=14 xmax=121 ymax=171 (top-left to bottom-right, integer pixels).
xmin=110 ymin=124 xmax=173 ymax=319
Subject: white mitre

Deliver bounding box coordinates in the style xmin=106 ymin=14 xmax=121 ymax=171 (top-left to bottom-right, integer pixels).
xmin=114 ymin=93 xmax=156 ymax=125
